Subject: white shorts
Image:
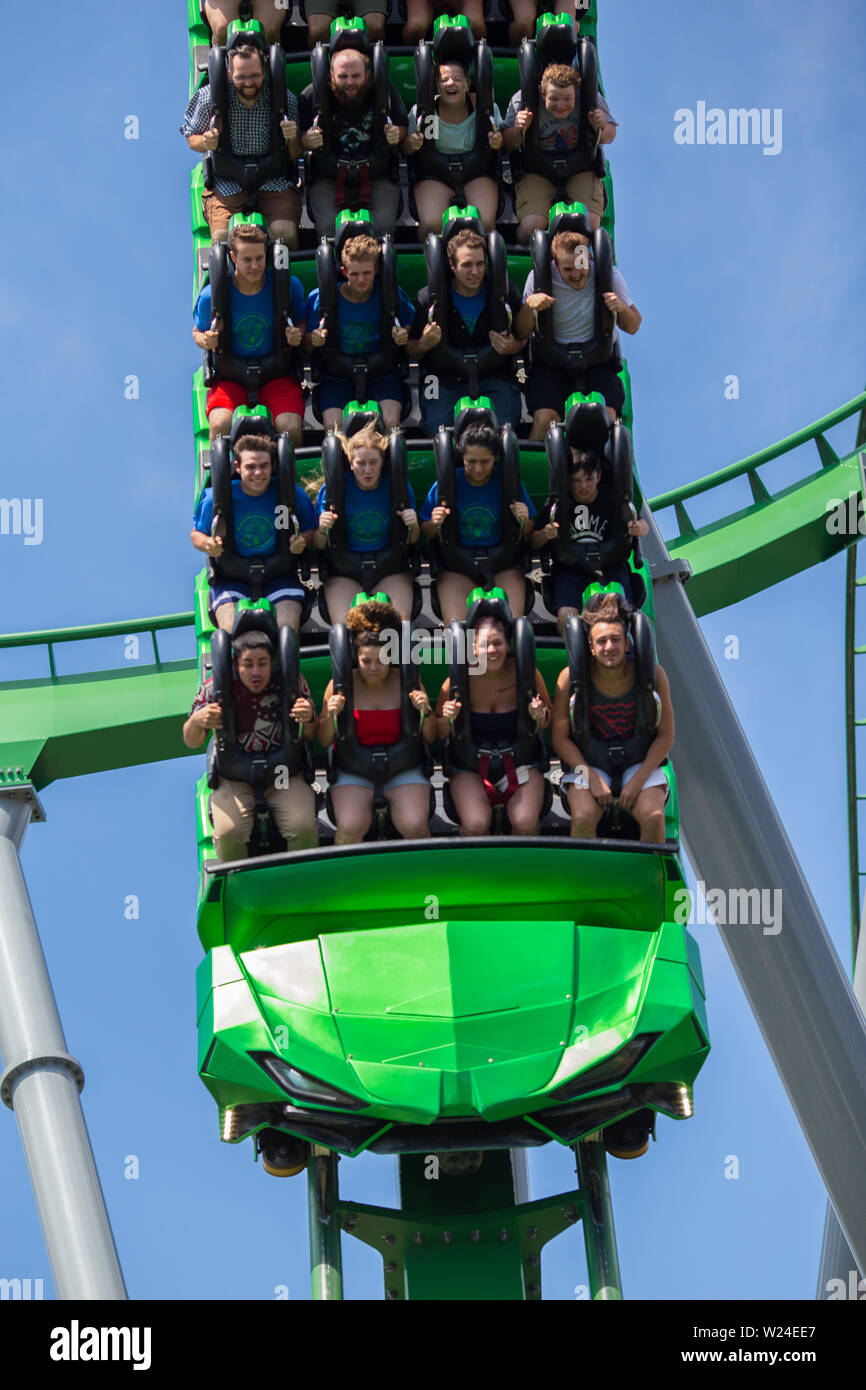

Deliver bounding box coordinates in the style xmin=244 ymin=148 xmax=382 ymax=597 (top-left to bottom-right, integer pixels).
xmin=561 ymin=763 xmax=670 ymax=803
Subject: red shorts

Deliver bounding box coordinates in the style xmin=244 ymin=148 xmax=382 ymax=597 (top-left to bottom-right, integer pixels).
xmin=206 ymin=376 xmax=304 ymax=420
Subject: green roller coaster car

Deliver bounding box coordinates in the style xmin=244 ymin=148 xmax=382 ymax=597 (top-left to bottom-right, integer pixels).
xmin=195 ymin=805 xmax=709 ymax=1158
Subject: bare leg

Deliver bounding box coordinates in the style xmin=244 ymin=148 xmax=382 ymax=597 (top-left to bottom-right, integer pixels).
xmin=274 ymin=599 xmax=303 ymax=630
xmin=380 ymin=397 xmax=404 ymax=430
xmin=434 ymin=571 xmax=474 ymax=625
xmin=402 ymin=0 xmax=433 ymax=44
xmin=529 ymin=408 xmax=560 ymax=442
xmin=508 ymin=0 xmax=537 ymax=47
xmin=630 ymin=785 xmax=667 ymax=843
xmin=253 ymin=0 xmax=288 ymax=43
xmin=208 ymin=408 xmax=233 ymax=441
xmin=215 ymin=602 xmax=236 ymax=632
xmin=448 ymin=770 xmax=492 ymax=836
xmin=414 ymin=180 xmax=454 ymax=237
xmin=566 ymin=783 xmax=604 ymax=839
xmin=377 ymin=572 xmax=415 ymax=620
xmin=324 ymin=577 xmax=363 ymax=624
xmin=274 ymin=411 xmax=303 ymax=446
xmin=464 ymin=177 xmax=499 ymax=233
xmin=321 ymin=407 xmax=343 ymax=432
xmin=203 ymin=2 xmax=236 ymax=45
xmin=517 ymin=213 xmax=549 ymax=246
xmin=556 ymin=605 xmax=579 ymax=636
xmin=506 ymin=767 xmax=545 ymax=836
xmin=364 ymin=11 xmax=386 ymax=43
xmin=493 ymin=567 xmax=526 ymax=618
xmin=331 ymin=784 xmax=374 ymax=844
xmin=386 ymin=783 xmax=430 ymax=839
xmin=306 ymin=11 xmax=332 ymax=46
xmin=462 ymin=0 xmax=486 ymax=39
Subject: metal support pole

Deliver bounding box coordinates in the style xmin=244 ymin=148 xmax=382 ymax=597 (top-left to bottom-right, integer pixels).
xmin=643 ymin=513 xmax=866 ymax=1274
xmin=511 ymin=1148 xmax=531 ymax=1205
xmin=307 ymin=1145 xmax=343 ymax=1300
xmin=816 ymin=919 xmax=866 ymax=1297
xmin=0 ymin=792 xmax=127 ymax=1299
xmin=575 ymin=1135 xmax=622 ymax=1300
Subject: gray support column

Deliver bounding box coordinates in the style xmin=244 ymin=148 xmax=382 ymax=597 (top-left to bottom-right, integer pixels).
xmin=816 ymin=920 xmax=866 ymax=1297
xmin=0 ymin=793 xmax=127 ymax=1300
xmin=643 ymin=515 xmax=866 ymax=1274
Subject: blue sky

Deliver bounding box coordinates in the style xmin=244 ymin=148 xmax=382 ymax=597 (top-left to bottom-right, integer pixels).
xmin=0 ymin=0 xmax=864 ymax=1301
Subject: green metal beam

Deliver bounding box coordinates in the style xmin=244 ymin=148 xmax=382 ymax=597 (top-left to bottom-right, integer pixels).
xmin=0 ymin=612 xmax=198 ymax=787
xmin=336 ymin=1151 xmax=584 ymax=1301
xmin=650 ymin=390 xmax=866 ymax=512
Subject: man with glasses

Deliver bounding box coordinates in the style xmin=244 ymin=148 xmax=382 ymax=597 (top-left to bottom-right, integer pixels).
xmin=190 ymin=433 xmax=317 ymax=632
xmin=182 ymin=41 xmax=302 ymax=245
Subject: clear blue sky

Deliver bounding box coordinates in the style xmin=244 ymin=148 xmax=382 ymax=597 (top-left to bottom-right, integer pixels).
xmin=0 ymin=0 xmax=864 ymax=1300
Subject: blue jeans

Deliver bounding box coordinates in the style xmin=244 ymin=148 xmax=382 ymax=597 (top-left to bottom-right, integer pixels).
xmin=420 ymin=378 xmax=523 ymax=434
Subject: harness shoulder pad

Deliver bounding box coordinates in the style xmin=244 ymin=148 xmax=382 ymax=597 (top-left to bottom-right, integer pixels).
xmin=500 ymin=425 xmax=521 ymax=504
xmin=329 ymin=624 xmax=354 ymax=741
xmin=210 ymin=628 xmax=237 ymax=747
xmin=207 ymin=48 xmax=227 ymax=115
xmin=517 ymin=41 xmax=538 ymax=117
xmin=577 ymin=37 xmax=599 ymax=121
xmin=322 ymin=433 xmax=346 ymax=514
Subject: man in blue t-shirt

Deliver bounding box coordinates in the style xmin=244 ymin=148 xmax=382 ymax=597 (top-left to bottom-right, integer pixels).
xmin=407 ymin=229 xmax=534 ymax=435
xmin=191 ymin=433 xmax=316 ymax=632
xmin=303 ymin=233 xmax=414 ymax=432
xmin=193 ymin=222 xmax=306 ymax=445
xmin=420 ymin=418 xmax=535 ymax=623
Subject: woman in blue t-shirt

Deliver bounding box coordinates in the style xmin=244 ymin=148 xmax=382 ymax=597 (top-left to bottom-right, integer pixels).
xmin=314 ymin=424 xmax=420 ymax=623
xmin=420 ymin=420 xmax=535 ymax=624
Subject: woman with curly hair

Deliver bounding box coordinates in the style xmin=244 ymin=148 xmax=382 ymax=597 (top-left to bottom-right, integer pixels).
xmin=318 ymin=598 xmax=438 ymax=844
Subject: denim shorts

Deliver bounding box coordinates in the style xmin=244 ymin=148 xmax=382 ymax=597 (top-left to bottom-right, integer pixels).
xmin=332 ymin=766 xmax=429 ymax=792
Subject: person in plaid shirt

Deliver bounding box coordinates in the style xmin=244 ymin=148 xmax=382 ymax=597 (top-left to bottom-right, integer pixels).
xmin=183 ymin=41 xmax=302 ymax=246
xmin=183 ymin=629 xmax=319 ymax=860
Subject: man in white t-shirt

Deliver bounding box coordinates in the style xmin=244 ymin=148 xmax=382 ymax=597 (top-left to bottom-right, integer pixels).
xmin=523 ymin=229 xmax=641 ymax=438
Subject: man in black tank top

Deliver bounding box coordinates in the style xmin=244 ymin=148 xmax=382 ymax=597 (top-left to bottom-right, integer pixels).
xmin=552 ymin=594 xmax=674 ymax=842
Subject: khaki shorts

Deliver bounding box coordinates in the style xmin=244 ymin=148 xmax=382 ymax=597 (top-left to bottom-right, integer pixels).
xmin=515 ymin=170 xmax=605 ymax=222
xmin=202 ymin=187 xmax=301 ymax=237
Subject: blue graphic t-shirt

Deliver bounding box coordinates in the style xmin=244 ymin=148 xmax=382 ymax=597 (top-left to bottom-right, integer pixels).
xmin=450 ymin=285 xmax=487 ymax=334
xmin=194 ymin=478 xmax=316 ymax=557
xmin=194 ymin=272 xmax=305 ymax=358
xmin=421 ymin=466 xmax=535 ymax=548
xmin=304 ymin=283 xmax=415 ymax=357
xmin=316 ymin=473 xmax=417 ymax=553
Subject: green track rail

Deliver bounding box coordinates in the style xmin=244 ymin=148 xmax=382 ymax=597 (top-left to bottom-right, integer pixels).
xmin=649 ymin=390 xmax=866 ymax=616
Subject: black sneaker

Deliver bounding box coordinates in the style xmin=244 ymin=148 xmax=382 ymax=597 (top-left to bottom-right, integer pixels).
xmin=603 ymin=1108 xmax=655 ymax=1160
